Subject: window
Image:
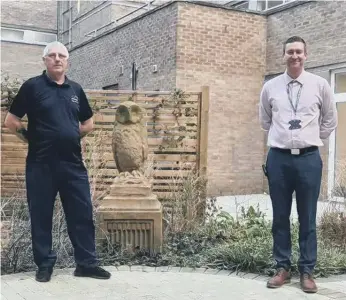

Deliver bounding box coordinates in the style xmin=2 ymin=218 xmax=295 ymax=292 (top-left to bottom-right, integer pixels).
xmin=33 ymin=32 xmax=57 ymax=44
xmin=62 ymin=32 xmax=70 ymax=45
xmin=231 ymin=0 xmax=297 ymax=11
xmin=248 ymin=0 xmax=266 ymax=11
xmin=234 ymin=2 xmax=249 ymax=9
xmin=1 ymin=28 xmax=24 ymax=41
xmin=267 ymin=0 xmax=284 ymax=9
xmin=328 ymin=69 xmax=346 ymax=201
xmin=335 ymin=72 xmax=346 ymax=94
xmin=0 ymin=27 xmax=56 ymax=45
xmin=62 ymin=11 xmax=70 ymax=32
xmin=61 ymin=8 xmax=72 ymax=48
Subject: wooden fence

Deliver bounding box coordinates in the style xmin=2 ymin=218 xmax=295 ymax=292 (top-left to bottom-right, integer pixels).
xmin=1 ymin=87 xmax=209 ymax=200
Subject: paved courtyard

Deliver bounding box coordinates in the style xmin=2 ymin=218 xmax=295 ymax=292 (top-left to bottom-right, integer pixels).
xmin=1 ymin=266 xmax=346 ymax=300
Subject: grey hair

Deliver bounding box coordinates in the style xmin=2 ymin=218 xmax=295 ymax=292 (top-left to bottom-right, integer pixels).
xmin=42 ymin=41 xmax=69 ymax=58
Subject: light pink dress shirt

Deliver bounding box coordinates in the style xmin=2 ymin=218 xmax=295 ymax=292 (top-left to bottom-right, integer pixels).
xmin=259 ymin=70 xmax=338 ymax=149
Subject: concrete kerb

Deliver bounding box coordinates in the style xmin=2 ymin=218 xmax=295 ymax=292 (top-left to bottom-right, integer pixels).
xmin=110 ymin=265 xmax=346 ymax=298
xmin=1 ymin=265 xmax=345 ymax=299
xmin=114 ymin=265 xmax=346 ymax=299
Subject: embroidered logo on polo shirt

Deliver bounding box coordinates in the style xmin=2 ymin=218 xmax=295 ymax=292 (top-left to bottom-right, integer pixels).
xmin=71 ymin=95 xmax=79 ymax=103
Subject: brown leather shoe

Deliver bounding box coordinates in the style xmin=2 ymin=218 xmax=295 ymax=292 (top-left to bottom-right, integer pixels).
xmin=300 ymin=273 xmax=318 ymax=293
xmin=267 ymin=268 xmax=291 ymax=288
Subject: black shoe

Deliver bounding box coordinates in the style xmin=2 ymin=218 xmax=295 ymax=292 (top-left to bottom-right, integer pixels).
xmin=35 ymin=267 xmax=53 ymax=282
xmin=74 ymin=265 xmax=111 ymax=279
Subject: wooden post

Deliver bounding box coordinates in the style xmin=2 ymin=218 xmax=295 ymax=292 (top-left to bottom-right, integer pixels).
xmin=195 ymin=86 xmax=210 ymax=218
xmin=198 ymin=86 xmax=209 ymax=179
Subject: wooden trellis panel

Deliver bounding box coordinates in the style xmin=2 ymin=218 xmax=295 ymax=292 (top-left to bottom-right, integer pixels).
xmin=1 ymin=88 xmax=209 ymax=200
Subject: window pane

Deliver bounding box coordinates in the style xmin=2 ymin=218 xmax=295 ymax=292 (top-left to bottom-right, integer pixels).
xmin=63 ymin=12 xmax=70 ymax=32
xmin=34 ymin=32 xmax=56 ymax=44
xmin=335 ymin=72 xmax=346 ymax=94
xmin=235 ymin=2 xmax=249 ymax=9
xmin=267 ymin=0 xmax=284 ymax=9
xmin=1 ymin=28 xmax=24 ymax=41
xmin=62 ymin=32 xmax=70 ymax=44
xmin=248 ymin=0 xmax=266 ymax=11
xmin=333 ymin=102 xmax=346 ymax=196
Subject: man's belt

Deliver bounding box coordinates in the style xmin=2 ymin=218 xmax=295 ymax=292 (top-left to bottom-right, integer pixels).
xmin=272 ymin=146 xmax=318 ymax=155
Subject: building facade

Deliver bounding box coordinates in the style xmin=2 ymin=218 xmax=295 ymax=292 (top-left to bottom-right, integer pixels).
xmin=58 ymin=0 xmax=346 ymax=198
xmin=5 ymin=0 xmax=343 ymax=198
xmin=0 ymin=0 xmax=58 ymax=79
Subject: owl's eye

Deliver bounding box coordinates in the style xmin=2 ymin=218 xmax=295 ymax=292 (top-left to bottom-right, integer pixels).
xmin=118 ymin=106 xmax=128 ymax=114
xmin=131 ymin=106 xmax=141 ymax=114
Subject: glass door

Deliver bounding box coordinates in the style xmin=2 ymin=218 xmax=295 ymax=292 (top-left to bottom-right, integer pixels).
xmin=328 ymin=69 xmax=346 ymax=200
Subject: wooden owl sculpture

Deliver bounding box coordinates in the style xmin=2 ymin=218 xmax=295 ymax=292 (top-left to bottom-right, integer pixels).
xmin=112 ymin=100 xmax=148 ymax=174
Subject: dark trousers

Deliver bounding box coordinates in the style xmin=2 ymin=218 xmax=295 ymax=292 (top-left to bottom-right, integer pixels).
xmin=25 ymin=160 xmax=97 ymax=269
xmin=266 ymin=147 xmax=322 ymax=274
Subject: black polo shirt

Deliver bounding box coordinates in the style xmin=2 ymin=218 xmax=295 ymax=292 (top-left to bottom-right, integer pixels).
xmin=9 ymin=71 xmax=93 ymax=163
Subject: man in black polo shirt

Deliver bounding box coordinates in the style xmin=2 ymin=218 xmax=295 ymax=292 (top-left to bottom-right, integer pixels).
xmin=4 ymin=41 xmax=111 ymax=282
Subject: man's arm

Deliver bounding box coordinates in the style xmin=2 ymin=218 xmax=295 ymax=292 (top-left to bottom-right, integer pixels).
xmin=259 ymin=84 xmax=272 ymax=131
xmin=320 ymin=80 xmax=338 ymax=140
xmin=79 ymin=117 xmax=94 ymax=138
xmin=4 ymin=81 xmax=30 ymax=143
xmin=78 ymin=84 xmax=93 ymax=139
xmin=4 ymin=112 xmax=28 ymax=143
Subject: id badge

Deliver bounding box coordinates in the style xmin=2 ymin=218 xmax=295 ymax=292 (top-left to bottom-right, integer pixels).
xmin=289 ymin=119 xmax=302 ymax=130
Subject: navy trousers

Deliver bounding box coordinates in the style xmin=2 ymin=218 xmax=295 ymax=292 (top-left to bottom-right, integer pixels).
xmin=25 ymin=160 xmax=97 ymax=269
xmin=266 ymin=147 xmax=322 ymax=275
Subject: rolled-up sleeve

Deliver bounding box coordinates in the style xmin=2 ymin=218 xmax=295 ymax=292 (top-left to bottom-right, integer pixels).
xmin=259 ymin=83 xmax=272 ymax=131
xmin=320 ymin=80 xmax=338 ymax=140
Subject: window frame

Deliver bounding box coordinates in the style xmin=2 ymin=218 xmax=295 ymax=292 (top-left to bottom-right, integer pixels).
xmin=0 ymin=27 xmax=57 ymax=46
xmin=327 ymin=68 xmax=346 ymax=202
xmin=232 ymin=0 xmax=297 ymax=11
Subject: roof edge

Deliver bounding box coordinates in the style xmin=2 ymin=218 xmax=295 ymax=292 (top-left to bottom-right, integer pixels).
xmin=69 ymin=1 xmax=177 ymax=52
xmin=69 ymin=0 xmax=266 ymax=52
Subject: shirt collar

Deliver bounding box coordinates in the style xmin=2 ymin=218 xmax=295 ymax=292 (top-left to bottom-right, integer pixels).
xmin=284 ymin=69 xmax=306 ymax=86
xmin=42 ymin=70 xmax=70 ymax=87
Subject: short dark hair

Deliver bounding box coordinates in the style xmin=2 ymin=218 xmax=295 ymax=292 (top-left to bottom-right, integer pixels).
xmin=283 ymin=36 xmax=307 ymax=54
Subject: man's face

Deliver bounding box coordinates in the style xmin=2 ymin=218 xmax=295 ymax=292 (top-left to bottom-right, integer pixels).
xmin=43 ymin=46 xmax=68 ymax=74
xmin=283 ymin=42 xmax=307 ymax=70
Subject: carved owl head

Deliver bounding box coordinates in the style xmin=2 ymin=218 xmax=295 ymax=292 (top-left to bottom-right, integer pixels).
xmin=115 ymin=100 xmax=144 ymax=124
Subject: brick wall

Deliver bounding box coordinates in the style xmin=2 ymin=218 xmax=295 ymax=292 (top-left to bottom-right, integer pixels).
xmin=266 ymin=1 xmax=346 ymax=75
xmin=65 ymin=2 xmax=267 ymax=196
xmin=67 ymin=3 xmax=178 ymax=90
xmin=111 ymin=2 xmax=155 ymax=28
xmin=1 ymin=0 xmax=57 ymax=31
xmin=1 ymin=1 xmax=56 ymax=80
xmin=1 ymin=42 xmax=45 ymax=80
xmin=175 ymin=3 xmax=267 ymax=195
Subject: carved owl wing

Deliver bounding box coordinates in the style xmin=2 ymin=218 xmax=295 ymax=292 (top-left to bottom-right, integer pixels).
xmin=141 ymin=125 xmax=148 ymax=162
xmin=112 ymin=122 xmax=122 ymax=172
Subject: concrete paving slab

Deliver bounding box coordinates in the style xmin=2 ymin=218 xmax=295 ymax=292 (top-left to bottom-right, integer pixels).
xmin=2 ymin=267 xmax=345 ymax=300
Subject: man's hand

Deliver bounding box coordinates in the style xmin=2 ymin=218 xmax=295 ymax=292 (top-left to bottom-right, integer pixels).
xmin=79 ymin=117 xmax=94 ymax=138
xmin=4 ymin=112 xmax=28 ymax=143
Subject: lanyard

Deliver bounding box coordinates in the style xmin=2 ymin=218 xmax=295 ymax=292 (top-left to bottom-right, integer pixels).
xmin=286 ymin=81 xmax=303 ymax=115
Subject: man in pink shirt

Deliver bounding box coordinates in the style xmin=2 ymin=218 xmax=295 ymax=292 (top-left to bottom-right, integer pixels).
xmin=259 ymin=36 xmax=338 ymax=293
